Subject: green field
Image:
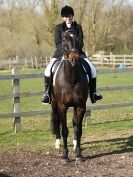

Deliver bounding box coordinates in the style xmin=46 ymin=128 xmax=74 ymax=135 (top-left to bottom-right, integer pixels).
xmin=0 ymin=68 xmax=133 ymax=153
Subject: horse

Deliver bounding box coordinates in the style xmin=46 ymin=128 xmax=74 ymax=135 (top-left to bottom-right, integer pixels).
xmin=50 ymin=29 xmax=89 ymax=163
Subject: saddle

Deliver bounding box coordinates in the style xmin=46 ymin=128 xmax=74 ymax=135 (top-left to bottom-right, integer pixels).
xmin=48 ymin=58 xmax=91 ymax=103
xmin=50 ymin=58 xmax=91 ymax=85
xmin=51 ymin=60 xmax=60 ymax=76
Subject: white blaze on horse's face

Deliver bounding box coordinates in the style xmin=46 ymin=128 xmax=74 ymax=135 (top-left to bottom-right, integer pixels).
xmin=70 ymin=34 xmax=74 ymax=37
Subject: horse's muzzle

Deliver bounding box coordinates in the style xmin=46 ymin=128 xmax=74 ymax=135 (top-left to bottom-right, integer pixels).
xmin=68 ymin=49 xmax=79 ymax=61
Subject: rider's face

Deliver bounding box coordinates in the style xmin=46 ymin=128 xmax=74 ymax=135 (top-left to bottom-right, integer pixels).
xmin=62 ymin=15 xmax=73 ymax=24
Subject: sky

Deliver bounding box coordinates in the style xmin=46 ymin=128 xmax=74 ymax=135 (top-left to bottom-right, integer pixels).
xmin=127 ymin=0 xmax=133 ymax=4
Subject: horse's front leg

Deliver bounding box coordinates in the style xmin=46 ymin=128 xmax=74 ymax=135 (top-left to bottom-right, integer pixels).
xmin=51 ymin=102 xmax=61 ymax=149
xmin=55 ymin=128 xmax=61 ymax=149
xmin=62 ymin=123 xmax=69 ymax=163
xmin=73 ymin=107 xmax=85 ymax=163
xmin=73 ymin=118 xmax=83 ymax=160
xmin=58 ymin=106 xmax=69 ymax=163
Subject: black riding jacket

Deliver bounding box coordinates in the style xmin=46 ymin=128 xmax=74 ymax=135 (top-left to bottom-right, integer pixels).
xmin=53 ymin=21 xmax=86 ymax=59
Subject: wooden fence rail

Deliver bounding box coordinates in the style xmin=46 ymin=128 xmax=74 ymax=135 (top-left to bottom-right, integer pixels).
xmin=0 ymin=54 xmax=133 ymax=69
xmin=0 ymin=67 xmax=133 ymax=132
xmin=0 ymin=85 xmax=133 ymax=100
xmin=91 ymin=54 xmax=133 ymax=68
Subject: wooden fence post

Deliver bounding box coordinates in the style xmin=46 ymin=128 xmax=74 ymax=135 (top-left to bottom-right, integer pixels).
xmin=12 ymin=67 xmax=21 ymax=133
xmin=113 ymin=54 xmax=115 ymax=68
xmin=83 ymin=99 xmax=92 ymax=126
xmin=124 ymin=54 xmax=126 ymax=65
xmin=132 ymin=54 xmax=133 ymax=65
xmin=31 ymin=57 xmax=34 ymax=68
xmin=24 ymin=58 xmax=28 ymax=68
xmin=35 ymin=57 xmax=38 ymax=69
xmin=45 ymin=56 xmax=48 ymax=66
xmin=8 ymin=58 xmax=11 ymax=69
xmin=83 ymin=109 xmax=92 ymax=126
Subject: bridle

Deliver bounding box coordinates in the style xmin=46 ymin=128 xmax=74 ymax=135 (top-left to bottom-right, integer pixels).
xmin=62 ymin=57 xmax=77 ymax=67
xmin=62 ymin=30 xmax=79 ymax=66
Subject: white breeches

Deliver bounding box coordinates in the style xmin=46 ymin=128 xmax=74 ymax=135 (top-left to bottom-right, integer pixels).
xmin=44 ymin=57 xmax=96 ymax=78
xmin=84 ymin=58 xmax=96 ymax=78
xmin=45 ymin=58 xmax=57 ymax=77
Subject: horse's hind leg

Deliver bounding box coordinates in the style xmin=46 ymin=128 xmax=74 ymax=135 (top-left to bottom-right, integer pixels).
xmin=73 ymin=107 xmax=85 ymax=162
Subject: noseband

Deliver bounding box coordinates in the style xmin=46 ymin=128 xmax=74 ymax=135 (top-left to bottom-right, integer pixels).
xmin=62 ymin=57 xmax=77 ymax=67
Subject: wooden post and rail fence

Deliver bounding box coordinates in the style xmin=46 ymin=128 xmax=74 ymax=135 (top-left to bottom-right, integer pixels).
xmin=0 ymin=67 xmax=133 ymax=133
xmin=0 ymin=54 xmax=133 ymax=69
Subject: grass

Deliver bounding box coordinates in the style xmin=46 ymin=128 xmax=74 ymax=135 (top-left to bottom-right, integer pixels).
xmin=0 ymin=114 xmax=132 ymax=153
xmin=0 ymin=68 xmax=133 ymax=153
xmin=98 ymin=72 xmax=133 ymax=86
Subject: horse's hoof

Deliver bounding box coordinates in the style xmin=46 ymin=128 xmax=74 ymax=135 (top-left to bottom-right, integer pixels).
xmin=75 ymin=157 xmax=83 ymax=165
xmin=61 ymin=158 xmax=70 ymax=165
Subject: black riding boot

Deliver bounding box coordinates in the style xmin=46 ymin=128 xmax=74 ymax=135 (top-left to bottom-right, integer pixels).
xmin=90 ymin=77 xmax=103 ymax=103
xmin=41 ymin=76 xmax=51 ymax=104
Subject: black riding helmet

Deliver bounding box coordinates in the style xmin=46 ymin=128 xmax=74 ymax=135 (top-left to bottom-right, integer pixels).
xmin=61 ymin=5 xmax=74 ymax=17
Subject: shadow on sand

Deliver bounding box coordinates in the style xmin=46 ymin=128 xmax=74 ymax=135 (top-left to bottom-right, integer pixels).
xmin=0 ymin=173 xmax=11 ymax=177
xmin=82 ymin=135 xmax=133 ymax=160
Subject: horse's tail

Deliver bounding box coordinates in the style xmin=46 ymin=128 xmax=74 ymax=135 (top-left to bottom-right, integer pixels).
xmin=50 ymin=110 xmax=60 ymax=135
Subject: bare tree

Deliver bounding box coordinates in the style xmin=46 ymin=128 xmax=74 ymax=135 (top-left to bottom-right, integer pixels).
xmin=81 ymin=0 xmax=130 ymax=54
xmin=0 ymin=0 xmax=18 ymax=58
xmin=40 ymin=0 xmax=59 ymax=45
xmin=0 ymin=0 xmax=132 ymax=59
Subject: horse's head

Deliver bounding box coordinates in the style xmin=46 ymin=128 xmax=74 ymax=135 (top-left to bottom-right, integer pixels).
xmin=62 ymin=30 xmax=79 ymax=63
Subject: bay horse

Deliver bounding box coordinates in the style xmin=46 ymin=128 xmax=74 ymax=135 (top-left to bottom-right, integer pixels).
xmin=51 ymin=30 xmax=89 ymax=163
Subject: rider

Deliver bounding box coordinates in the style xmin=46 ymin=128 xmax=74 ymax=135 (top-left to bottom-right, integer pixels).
xmin=41 ymin=5 xmax=102 ymax=104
